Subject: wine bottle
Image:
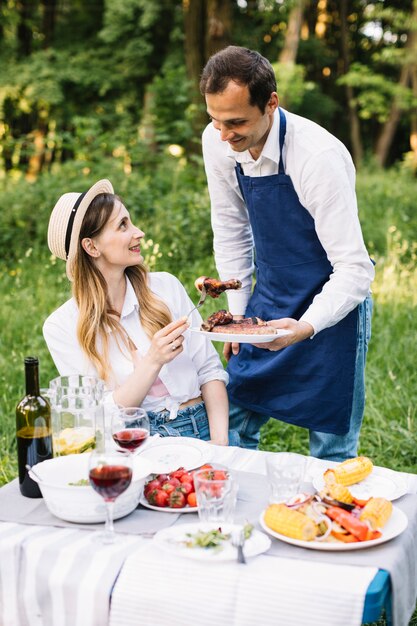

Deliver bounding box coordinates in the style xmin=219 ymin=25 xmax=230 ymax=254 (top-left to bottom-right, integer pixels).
xmin=16 ymin=357 xmax=53 ymax=498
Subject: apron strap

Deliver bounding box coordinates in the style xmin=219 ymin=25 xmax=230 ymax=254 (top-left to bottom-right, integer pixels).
xmin=278 ymin=107 xmax=286 ymax=175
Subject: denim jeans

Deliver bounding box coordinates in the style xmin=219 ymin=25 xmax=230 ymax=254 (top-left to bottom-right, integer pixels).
xmin=147 ymin=402 xmax=211 ymax=440
xmin=228 ymin=295 xmax=373 ymax=460
xmin=147 ymin=401 xmax=241 ymax=446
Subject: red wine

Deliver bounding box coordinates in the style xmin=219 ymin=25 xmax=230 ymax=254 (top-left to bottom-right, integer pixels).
xmin=89 ymin=465 xmax=132 ymax=501
xmin=16 ymin=357 xmax=52 ymax=498
xmin=112 ymin=428 xmax=149 ymax=450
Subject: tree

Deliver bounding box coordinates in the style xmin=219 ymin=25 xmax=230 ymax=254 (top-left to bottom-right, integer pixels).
xmin=183 ymin=0 xmax=232 ymax=147
xmin=375 ymin=0 xmax=417 ymax=166
xmin=339 ymin=0 xmax=363 ymax=166
xmin=279 ymin=0 xmax=306 ymax=65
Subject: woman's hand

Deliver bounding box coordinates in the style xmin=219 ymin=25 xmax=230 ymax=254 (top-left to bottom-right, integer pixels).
xmin=145 ymin=317 xmax=189 ymax=366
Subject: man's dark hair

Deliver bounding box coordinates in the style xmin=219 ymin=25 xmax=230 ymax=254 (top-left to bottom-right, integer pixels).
xmin=200 ymin=46 xmax=277 ymax=113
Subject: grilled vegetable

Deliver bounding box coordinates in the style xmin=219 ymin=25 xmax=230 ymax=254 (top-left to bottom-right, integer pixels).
xmin=360 ymin=497 xmax=393 ymax=530
xmin=325 ymin=505 xmax=384 ymax=542
xmin=322 ymin=483 xmax=354 ymax=505
xmin=324 ymin=456 xmax=373 ymax=487
xmin=264 ymin=504 xmax=318 ymax=541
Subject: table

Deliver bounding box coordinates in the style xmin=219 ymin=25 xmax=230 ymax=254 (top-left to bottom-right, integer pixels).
xmin=0 ymin=442 xmax=416 ymax=626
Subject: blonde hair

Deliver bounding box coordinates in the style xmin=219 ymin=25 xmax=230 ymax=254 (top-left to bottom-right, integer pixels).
xmin=72 ymin=193 xmax=171 ymax=381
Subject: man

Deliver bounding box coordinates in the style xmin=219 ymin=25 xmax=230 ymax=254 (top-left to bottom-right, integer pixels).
xmin=200 ymin=46 xmax=374 ymax=461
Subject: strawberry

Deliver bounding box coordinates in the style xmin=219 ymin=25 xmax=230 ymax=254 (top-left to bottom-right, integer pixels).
xmin=168 ymin=488 xmax=186 ymax=508
xmin=147 ymin=488 xmax=169 ymax=507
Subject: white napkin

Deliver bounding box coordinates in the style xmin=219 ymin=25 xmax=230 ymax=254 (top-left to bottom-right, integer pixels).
xmin=109 ymin=542 xmax=377 ymax=626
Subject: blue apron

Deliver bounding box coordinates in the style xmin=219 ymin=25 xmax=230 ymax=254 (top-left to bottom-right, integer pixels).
xmin=227 ymin=108 xmax=357 ymax=435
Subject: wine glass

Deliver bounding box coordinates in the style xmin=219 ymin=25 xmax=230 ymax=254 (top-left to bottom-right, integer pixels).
xmin=111 ymin=407 xmax=150 ymax=453
xmin=88 ymin=448 xmax=132 ymax=544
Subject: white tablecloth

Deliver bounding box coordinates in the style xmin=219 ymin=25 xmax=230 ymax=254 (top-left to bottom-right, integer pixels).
xmin=1 ymin=441 xmax=416 ymax=626
xmin=110 ymin=542 xmax=376 ymax=626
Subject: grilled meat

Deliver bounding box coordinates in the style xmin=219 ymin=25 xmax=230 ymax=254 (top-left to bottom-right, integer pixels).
xmin=195 ymin=276 xmax=242 ymax=299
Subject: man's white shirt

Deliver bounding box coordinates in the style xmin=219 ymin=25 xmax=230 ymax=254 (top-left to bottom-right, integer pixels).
xmin=202 ymin=108 xmax=374 ymax=334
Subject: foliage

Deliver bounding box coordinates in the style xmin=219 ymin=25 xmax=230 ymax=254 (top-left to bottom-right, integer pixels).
xmin=1 ymin=0 xmax=417 ymax=176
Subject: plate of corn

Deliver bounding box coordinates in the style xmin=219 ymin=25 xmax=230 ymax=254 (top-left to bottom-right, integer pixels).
xmin=260 ymin=496 xmax=408 ymax=551
xmin=312 ymin=456 xmax=407 ymax=501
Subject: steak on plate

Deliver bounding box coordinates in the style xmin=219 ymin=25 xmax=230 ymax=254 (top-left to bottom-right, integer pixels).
xmin=201 ymin=310 xmax=276 ymax=335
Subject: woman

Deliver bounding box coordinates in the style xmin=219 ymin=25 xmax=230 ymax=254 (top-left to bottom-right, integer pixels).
xmin=43 ymin=179 xmax=231 ymax=445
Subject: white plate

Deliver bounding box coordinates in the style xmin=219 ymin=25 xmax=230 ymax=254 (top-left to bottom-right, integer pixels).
xmin=154 ymin=522 xmax=271 ymax=561
xmin=259 ymin=506 xmax=408 ymax=551
xmin=190 ymin=327 xmax=291 ymax=344
xmin=312 ymin=464 xmax=408 ymax=501
xmin=140 ymin=495 xmax=198 ymax=514
xmin=135 ymin=437 xmax=212 ymax=474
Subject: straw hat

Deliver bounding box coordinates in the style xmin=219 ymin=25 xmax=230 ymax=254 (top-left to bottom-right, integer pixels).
xmin=47 ymin=179 xmax=114 ymax=281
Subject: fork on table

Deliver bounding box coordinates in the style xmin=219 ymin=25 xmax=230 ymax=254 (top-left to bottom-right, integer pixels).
xmin=231 ymin=528 xmax=247 ymax=564
xmin=186 ymin=285 xmax=207 ymax=320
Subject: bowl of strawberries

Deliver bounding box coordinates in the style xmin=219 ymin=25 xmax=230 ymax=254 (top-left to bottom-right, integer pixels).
xmin=141 ymin=464 xmax=214 ymax=512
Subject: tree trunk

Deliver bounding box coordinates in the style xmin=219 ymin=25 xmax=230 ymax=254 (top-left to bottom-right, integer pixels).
xmin=138 ymin=86 xmax=157 ymax=153
xmin=375 ymin=0 xmax=417 ymax=167
xmin=183 ymin=0 xmax=232 ymax=152
xmin=279 ymin=0 xmax=306 ymax=64
xmin=205 ymin=0 xmax=231 ymax=60
xmin=41 ymin=0 xmax=57 ymax=48
xmin=409 ymin=65 xmax=417 ymax=167
xmin=183 ymin=0 xmax=205 ymax=98
xmin=17 ymin=0 xmax=37 ymax=57
xmin=339 ymin=0 xmax=363 ymax=167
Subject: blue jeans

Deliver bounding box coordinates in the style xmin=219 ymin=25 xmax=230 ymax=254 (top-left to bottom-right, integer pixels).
xmin=147 ymin=401 xmax=241 ymax=446
xmin=228 ymin=295 xmax=373 ymax=460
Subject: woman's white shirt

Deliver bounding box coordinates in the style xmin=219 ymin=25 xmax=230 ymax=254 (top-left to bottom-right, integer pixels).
xmin=43 ymin=272 xmax=228 ymax=418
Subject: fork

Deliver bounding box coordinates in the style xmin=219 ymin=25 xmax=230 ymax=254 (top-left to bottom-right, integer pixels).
xmin=231 ymin=528 xmax=246 ymax=564
xmin=186 ymin=285 xmax=207 ymax=319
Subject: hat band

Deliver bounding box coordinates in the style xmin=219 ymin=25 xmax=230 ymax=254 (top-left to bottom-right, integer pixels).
xmin=65 ymin=192 xmax=87 ymax=259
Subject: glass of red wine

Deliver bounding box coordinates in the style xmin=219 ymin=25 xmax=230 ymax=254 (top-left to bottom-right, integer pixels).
xmin=111 ymin=407 xmax=150 ymax=453
xmin=88 ymin=449 xmax=132 ymax=544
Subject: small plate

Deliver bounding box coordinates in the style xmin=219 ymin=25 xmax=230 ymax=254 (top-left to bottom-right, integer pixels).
xmin=190 ymin=327 xmax=291 ymax=344
xmin=312 ymin=464 xmax=408 ymax=501
xmin=140 ymin=495 xmax=197 ymax=514
xmin=135 ymin=437 xmax=212 ymax=474
xmin=259 ymin=506 xmax=408 ymax=551
xmin=154 ymin=522 xmax=271 ymax=561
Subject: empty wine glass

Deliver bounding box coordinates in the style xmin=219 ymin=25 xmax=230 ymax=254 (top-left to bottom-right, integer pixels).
xmin=88 ymin=449 xmax=132 ymax=544
xmin=111 ymin=407 xmax=150 ymax=453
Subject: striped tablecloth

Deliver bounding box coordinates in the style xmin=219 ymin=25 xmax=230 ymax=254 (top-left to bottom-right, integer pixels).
xmin=1 ymin=441 xmax=417 ymax=626
xmin=0 ymin=522 xmax=146 ymax=626
xmin=110 ymin=542 xmax=377 ymax=626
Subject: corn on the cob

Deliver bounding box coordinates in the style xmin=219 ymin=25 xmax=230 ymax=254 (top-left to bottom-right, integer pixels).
xmin=360 ymin=497 xmax=393 ymax=529
xmin=323 ymin=483 xmax=353 ymax=505
xmin=264 ymin=504 xmax=318 ymax=541
xmin=324 ymin=456 xmax=373 ymax=486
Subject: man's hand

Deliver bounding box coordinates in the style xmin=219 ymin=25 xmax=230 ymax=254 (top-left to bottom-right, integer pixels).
xmin=252 ymin=318 xmax=314 ymax=351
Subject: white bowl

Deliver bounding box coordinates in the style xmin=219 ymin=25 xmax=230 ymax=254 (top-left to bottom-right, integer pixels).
xmin=29 ymin=453 xmax=152 ymax=524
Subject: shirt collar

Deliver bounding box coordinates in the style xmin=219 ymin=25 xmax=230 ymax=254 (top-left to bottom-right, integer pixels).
xmin=226 ymin=108 xmax=280 ymax=165
xmin=120 ymin=276 xmax=139 ymax=319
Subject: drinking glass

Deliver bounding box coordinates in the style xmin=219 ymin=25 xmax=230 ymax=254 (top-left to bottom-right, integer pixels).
xmin=88 ymin=449 xmax=133 ymax=544
xmin=48 ymin=375 xmax=105 ymax=456
xmin=194 ymin=465 xmax=237 ymax=524
xmin=265 ymin=452 xmax=307 ymax=504
xmin=111 ymin=407 xmax=150 ymax=452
